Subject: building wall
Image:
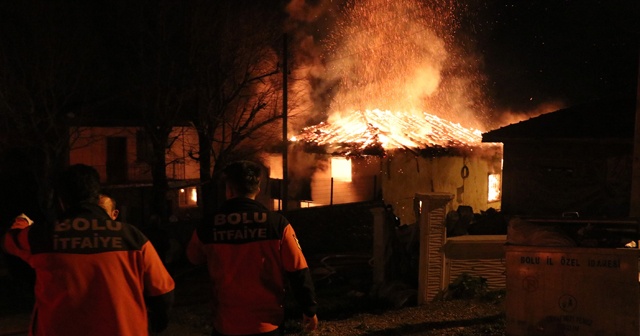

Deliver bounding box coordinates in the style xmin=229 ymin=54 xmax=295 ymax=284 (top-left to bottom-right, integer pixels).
xmin=310 ymin=156 xmax=382 ymax=205
xmin=381 ymin=146 xmax=503 ymax=225
xmin=266 ymin=151 xmax=383 ymax=208
xmin=277 ymin=144 xmax=502 ymax=221
xmin=500 ymin=140 xmax=632 ymax=217
xmin=69 ymin=126 xmax=200 ymax=183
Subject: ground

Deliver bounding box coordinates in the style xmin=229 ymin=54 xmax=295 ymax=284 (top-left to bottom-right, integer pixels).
xmin=164 ymin=298 xmax=505 ymax=336
xmin=162 ymin=262 xmax=507 ymax=336
xmin=1 ymin=259 xmax=506 ymax=336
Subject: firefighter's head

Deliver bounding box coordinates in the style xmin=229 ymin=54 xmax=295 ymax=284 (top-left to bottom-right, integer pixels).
xmin=56 ymin=164 xmax=101 ymax=209
xmin=99 ymin=193 xmax=119 ymax=220
xmin=223 ymin=160 xmax=262 ymax=199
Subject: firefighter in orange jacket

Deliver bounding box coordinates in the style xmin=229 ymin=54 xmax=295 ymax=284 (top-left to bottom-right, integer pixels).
xmin=186 ymin=160 xmax=318 ymax=336
xmin=1 ymin=164 xmax=175 ymax=336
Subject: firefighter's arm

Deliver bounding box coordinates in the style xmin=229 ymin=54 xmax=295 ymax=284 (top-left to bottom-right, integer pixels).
xmin=1 ymin=214 xmax=34 ymax=260
xmin=281 ymin=224 xmax=318 ymax=328
xmin=145 ymin=290 xmax=175 ymax=333
xmin=185 ymin=230 xmax=206 ymax=265
xmin=142 ymin=241 xmax=176 ymax=333
xmin=286 ymin=267 xmax=318 ymax=331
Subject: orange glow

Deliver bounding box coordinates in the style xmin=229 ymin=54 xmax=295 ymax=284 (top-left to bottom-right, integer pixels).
xmin=267 ymin=154 xmax=283 ymax=179
xmin=318 ymin=0 xmax=488 ymax=130
xmin=488 ymin=173 xmax=501 ymax=202
xmin=190 ymin=188 xmax=198 ymax=203
xmin=331 ymin=157 xmax=352 ymax=182
xmin=494 ymin=101 xmax=564 ymax=128
xmin=290 ymin=0 xmax=495 ymax=153
xmin=179 ymin=187 xmax=198 ymax=207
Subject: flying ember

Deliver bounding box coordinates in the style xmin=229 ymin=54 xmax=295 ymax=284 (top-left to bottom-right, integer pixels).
xmin=293 ymin=0 xmax=489 ymax=147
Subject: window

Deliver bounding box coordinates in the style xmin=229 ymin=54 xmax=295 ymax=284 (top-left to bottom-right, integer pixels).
xmin=331 ymin=157 xmax=352 ymax=182
xmin=488 ymin=173 xmax=501 ymax=202
xmin=179 ymin=187 xmax=198 ymax=207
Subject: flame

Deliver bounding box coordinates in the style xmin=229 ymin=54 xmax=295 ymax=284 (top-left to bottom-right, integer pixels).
xmin=296 ymin=108 xmax=482 ymax=154
xmin=315 ymin=0 xmax=488 ymax=130
xmin=288 ymin=0 xmax=491 ymax=151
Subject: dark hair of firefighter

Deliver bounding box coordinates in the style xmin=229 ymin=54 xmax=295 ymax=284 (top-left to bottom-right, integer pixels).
xmin=57 ymin=164 xmax=101 ymax=206
xmin=223 ymin=160 xmax=262 ymax=196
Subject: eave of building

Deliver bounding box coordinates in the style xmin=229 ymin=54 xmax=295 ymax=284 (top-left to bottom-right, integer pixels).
xmin=296 ymin=140 xmax=501 ymax=159
xmin=482 ymin=94 xmax=636 ymax=143
xmin=481 ymin=137 xmax=632 ymax=145
xmin=103 ymin=178 xmax=201 ymax=189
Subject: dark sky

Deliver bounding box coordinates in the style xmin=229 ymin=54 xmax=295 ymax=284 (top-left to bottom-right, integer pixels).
xmin=1 ymin=0 xmax=637 ymax=127
xmin=285 ymin=0 xmax=639 ymax=129
xmin=468 ymin=0 xmax=639 ymax=114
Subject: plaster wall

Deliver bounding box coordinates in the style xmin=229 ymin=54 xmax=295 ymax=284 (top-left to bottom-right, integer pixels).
xmin=381 ymin=147 xmax=502 ymax=225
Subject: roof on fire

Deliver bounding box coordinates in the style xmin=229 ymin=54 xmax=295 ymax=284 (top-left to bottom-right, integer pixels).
xmin=482 ymin=94 xmax=637 ymax=142
xmin=294 ymin=109 xmax=490 ymax=157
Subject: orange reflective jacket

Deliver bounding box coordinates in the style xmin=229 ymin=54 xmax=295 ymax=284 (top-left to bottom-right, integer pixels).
xmin=187 ymin=197 xmax=316 ymax=335
xmin=2 ymin=203 xmax=175 ymax=336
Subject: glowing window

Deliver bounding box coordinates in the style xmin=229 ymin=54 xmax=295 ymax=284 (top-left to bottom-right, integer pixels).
xmin=268 ymin=154 xmax=283 ymax=179
xmin=179 ymin=187 xmax=198 ymax=207
xmin=331 ymin=157 xmax=352 ymax=182
xmin=488 ymin=174 xmax=501 ymax=202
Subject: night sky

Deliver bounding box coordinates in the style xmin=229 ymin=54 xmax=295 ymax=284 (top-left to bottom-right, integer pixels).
xmin=466 ymin=0 xmax=639 ymax=116
xmin=0 ymin=0 xmax=638 ymax=129
xmin=285 ymin=0 xmax=639 ymax=130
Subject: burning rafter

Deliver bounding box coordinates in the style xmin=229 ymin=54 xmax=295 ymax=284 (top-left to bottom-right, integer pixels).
xmin=294 ymin=109 xmax=483 ymax=156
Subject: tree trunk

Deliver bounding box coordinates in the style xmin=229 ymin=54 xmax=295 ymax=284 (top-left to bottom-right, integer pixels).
xmin=198 ymin=129 xmax=215 ymax=223
xmin=150 ymin=138 xmax=169 ymax=226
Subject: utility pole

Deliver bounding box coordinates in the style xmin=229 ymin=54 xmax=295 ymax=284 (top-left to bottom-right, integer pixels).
xmin=282 ymin=33 xmax=289 ymax=214
xmin=630 ymin=44 xmax=640 ymax=217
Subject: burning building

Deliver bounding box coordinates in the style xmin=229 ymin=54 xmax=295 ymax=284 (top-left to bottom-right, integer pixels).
xmin=272 ymin=0 xmax=507 ymax=224
xmin=269 ymin=108 xmax=503 ymax=226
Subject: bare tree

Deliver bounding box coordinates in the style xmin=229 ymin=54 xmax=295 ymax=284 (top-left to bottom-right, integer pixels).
xmin=96 ymin=0 xmax=286 ymax=225
xmin=0 ymin=1 xmax=106 ymax=221
xmin=0 ymin=0 xmax=296 ymax=228
xmin=106 ymin=0 xmax=194 ymax=224
xmin=184 ymin=0 xmax=287 ymax=220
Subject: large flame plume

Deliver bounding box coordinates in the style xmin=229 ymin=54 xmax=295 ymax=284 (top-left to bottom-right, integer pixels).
xmin=288 ymin=0 xmax=491 ymax=145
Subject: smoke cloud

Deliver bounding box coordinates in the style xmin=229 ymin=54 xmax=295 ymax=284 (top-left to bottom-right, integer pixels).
xmin=285 ymin=0 xmax=493 ymax=132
